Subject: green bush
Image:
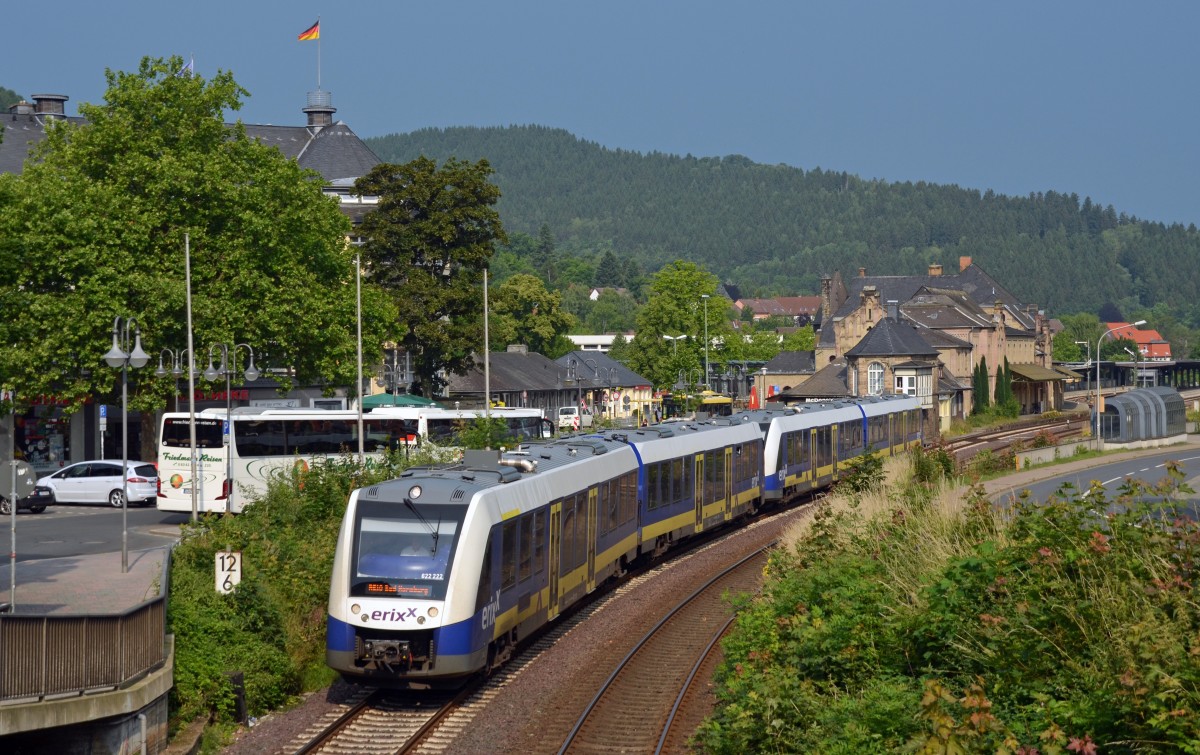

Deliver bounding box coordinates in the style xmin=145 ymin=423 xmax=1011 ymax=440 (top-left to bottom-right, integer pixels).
xmin=698 ymin=462 xmax=1200 ymax=752
xmin=167 ymin=446 xmax=446 ymax=727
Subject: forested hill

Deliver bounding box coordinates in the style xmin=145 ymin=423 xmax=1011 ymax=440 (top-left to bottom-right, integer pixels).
xmin=366 ymin=125 xmax=1200 ymax=319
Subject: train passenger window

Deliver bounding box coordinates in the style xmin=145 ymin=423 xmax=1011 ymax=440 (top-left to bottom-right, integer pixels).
xmin=560 ymin=503 xmax=576 ymax=573
xmin=620 ymin=471 xmax=638 ymax=524
xmin=518 ymin=516 xmax=533 ymax=582
xmin=533 ymin=511 xmax=545 ymax=576
xmin=501 ymin=521 xmax=517 ymax=590
xmin=647 ymin=463 xmax=661 ymax=510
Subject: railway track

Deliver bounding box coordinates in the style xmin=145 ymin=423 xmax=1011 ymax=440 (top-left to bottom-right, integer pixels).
xmin=287 ymin=687 xmax=466 ymax=754
xmin=938 ymin=417 xmax=1085 ymax=463
xmin=557 ymin=546 xmax=770 ymax=755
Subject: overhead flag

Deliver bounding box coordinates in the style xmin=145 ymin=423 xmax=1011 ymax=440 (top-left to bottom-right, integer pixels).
xmin=298 ymin=20 xmax=320 ymax=41
xmin=175 ymin=57 xmax=194 ymax=77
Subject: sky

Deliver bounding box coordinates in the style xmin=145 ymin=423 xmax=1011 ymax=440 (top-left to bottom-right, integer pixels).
xmin=7 ymin=1 xmax=1199 ymax=227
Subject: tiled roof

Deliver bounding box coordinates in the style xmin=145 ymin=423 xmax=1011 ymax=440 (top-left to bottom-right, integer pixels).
xmin=447 ymin=351 xmax=567 ymax=393
xmin=786 ymin=360 xmax=850 ymax=398
xmin=762 ymin=350 xmax=816 ymax=374
xmin=845 ymin=317 xmax=940 ymax=358
xmin=2 ymin=107 xmax=379 ymax=185
xmin=555 ymin=351 xmax=653 ymax=388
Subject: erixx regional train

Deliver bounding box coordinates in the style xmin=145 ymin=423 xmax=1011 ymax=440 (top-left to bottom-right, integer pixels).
xmin=326 ymin=395 xmax=922 ymax=685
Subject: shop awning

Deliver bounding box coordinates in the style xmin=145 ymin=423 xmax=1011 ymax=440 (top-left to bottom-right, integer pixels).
xmin=361 ymin=392 xmax=440 ymax=409
xmin=1009 ymin=363 xmax=1067 ymax=382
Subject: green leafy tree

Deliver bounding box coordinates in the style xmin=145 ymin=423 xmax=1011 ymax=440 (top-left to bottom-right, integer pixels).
xmin=0 ymin=57 xmax=392 ymax=459
xmin=607 ymin=333 xmax=632 ymax=364
xmin=488 ymin=273 xmax=576 ymax=356
xmin=355 ymin=156 xmax=506 ymax=397
xmin=1101 ymin=336 xmax=1139 ymax=362
xmin=626 ymin=260 xmax=723 ymax=388
xmin=0 ymin=86 xmax=21 ymax=112
xmin=584 ymin=289 xmax=638 ymax=334
xmin=780 ymin=324 xmax=816 ymax=351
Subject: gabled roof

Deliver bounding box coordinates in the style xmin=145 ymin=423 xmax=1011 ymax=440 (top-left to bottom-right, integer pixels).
xmin=762 ymin=350 xmax=816 ymax=374
xmin=447 ymin=350 xmax=566 ymax=393
xmin=845 ymin=317 xmax=939 ymax=359
xmin=555 ymin=351 xmax=653 ymax=388
xmin=836 ymin=264 xmax=1036 ymax=330
xmin=1 ymin=102 xmax=380 ymax=185
xmin=786 ymin=359 xmax=850 ymax=398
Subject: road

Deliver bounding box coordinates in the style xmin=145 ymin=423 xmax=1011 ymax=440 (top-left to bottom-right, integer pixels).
xmin=0 ymin=503 xmax=187 ymax=562
xmin=986 ymin=444 xmax=1200 ymax=519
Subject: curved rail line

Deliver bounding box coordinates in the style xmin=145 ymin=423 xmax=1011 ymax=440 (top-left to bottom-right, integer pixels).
xmin=556 ymin=544 xmax=771 ymax=754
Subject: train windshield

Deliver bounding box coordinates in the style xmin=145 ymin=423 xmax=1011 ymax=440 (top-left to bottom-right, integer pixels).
xmin=351 ymin=502 xmax=467 ymax=600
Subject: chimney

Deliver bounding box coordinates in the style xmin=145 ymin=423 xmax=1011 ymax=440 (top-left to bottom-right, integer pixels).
xmin=858 ymin=267 xmax=867 ymax=277
xmin=303 ymin=90 xmax=336 ymax=128
xmin=506 ymin=344 xmax=529 ymax=354
xmin=886 ymin=300 xmax=899 ymax=320
xmin=31 ymin=94 xmax=68 ymax=119
xmin=8 ymin=100 xmax=34 ymax=115
xmin=959 ymin=255 xmax=972 ymax=272
xmin=928 ymin=263 xmax=943 ymax=277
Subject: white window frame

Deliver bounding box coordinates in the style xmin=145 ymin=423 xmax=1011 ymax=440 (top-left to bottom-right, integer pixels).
xmin=867 ymin=362 xmax=885 ymax=396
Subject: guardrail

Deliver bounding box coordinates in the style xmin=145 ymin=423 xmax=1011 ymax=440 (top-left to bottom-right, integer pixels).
xmin=0 ymin=554 xmax=170 ymax=705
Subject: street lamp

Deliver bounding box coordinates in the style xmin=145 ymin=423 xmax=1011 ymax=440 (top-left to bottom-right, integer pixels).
xmin=1095 ymin=319 xmax=1145 ymax=444
xmin=701 ymin=294 xmax=710 ymax=389
xmin=662 ymin=334 xmax=686 ymax=356
xmin=103 ymin=316 xmax=149 ymax=574
xmin=205 ymin=343 xmax=259 ymax=513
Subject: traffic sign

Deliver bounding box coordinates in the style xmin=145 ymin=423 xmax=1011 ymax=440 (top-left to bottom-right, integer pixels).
xmin=0 ymin=460 xmax=36 ymax=499
xmin=216 ymin=551 xmax=243 ymax=594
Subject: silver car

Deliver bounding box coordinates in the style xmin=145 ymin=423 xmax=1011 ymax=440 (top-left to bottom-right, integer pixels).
xmin=36 ymin=460 xmax=158 ymax=508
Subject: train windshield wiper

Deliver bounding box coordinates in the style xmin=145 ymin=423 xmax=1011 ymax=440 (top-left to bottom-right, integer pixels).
xmin=404 ymin=498 xmax=438 ymax=553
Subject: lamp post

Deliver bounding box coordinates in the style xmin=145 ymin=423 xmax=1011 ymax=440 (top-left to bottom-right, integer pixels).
xmin=662 ymin=334 xmax=685 ymax=356
xmin=103 ymin=316 xmax=150 ymax=574
xmin=1124 ymin=347 xmax=1140 ymax=388
xmin=701 ymin=294 xmax=710 ymax=389
xmin=1095 ymin=319 xmax=1145 ymax=444
xmin=205 ymin=343 xmax=259 ymax=513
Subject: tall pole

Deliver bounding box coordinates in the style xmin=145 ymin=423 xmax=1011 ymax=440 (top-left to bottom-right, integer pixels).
xmin=484 ymin=269 xmax=491 ymax=418
xmin=185 ymin=234 xmax=198 ymax=522
xmin=701 ymin=294 xmax=710 ymax=390
xmin=355 ymin=252 xmax=364 ymax=463
xmin=104 ymin=318 xmax=148 ymax=573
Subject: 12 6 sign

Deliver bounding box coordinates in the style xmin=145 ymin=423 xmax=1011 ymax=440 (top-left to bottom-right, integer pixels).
xmin=216 ymin=551 xmax=243 ymax=594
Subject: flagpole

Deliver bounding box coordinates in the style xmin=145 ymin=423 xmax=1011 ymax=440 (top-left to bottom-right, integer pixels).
xmin=317 ymin=16 xmax=322 ymax=90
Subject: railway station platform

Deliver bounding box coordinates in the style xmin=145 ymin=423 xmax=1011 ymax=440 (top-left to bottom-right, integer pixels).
xmin=0 ymin=544 xmax=175 ymax=753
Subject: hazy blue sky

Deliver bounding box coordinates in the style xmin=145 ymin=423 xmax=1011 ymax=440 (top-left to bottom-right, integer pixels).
xmin=8 ymin=1 xmax=1198 ymax=226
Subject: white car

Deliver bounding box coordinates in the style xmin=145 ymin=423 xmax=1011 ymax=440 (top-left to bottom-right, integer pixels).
xmin=35 ymin=460 xmax=158 ymax=508
xmin=557 ymin=406 xmax=594 ymax=430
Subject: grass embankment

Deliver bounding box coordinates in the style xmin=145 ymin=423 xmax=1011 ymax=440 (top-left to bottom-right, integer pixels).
xmin=698 ymin=452 xmax=1200 ymax=753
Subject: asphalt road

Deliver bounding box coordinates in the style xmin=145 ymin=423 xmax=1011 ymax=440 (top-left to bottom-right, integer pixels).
xmin=986 ymin=444 xmax=1200 ymax=519
xmin=0 ymin=502 xmax=188 ymax=562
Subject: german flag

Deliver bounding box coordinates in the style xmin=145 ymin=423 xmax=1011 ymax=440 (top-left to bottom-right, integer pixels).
xmin=298 ymin=20 xmax=320 ymax=41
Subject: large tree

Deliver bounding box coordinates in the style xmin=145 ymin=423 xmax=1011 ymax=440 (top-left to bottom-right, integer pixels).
xmin=626 ymin=260 xmax=723 ymax=389
xmin=355 ymin=157 xmax=506 ymax=396
xmin=0 ymin=57 xmax=391 ymax=454
xmin=487 ymin=273 xmax=575 ymax=357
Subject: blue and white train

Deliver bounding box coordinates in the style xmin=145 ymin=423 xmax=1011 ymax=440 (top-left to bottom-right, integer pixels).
xmin=326 ymin=395 xmax=922 ymax=685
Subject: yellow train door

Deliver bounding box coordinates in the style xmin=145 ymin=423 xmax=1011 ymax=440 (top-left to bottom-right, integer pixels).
xmin=694 ymin=453 xmax=705 ymax=534
xmin=548 ymin=502 xmax=561 ymax=620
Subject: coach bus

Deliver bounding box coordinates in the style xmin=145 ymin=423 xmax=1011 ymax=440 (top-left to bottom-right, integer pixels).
xmin=156 ymin=406 xmax=550 ymax=514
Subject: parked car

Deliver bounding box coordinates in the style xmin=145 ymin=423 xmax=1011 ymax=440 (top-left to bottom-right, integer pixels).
xmin=0 ymin=486 xmax=52 ymax=515
xmin=35 ymin=460 xmax=158 ymax=508
xmin=557 ymin=406 xmax=594 ymax=430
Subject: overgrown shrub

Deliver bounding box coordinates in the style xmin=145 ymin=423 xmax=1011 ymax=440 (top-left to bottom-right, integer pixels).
xmin=168 ymin=446 xmax=447 ymax=726
xmin=698 ymin=461 xmax=1200 ymax=752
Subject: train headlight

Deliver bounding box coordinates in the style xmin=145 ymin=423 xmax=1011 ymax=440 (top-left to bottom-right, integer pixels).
xmin=428 ymin=607 xmax=439 ymax=618
xmin=417 ymin=616 xmax=426 ymax=624
xmin=409 ymin=485 xmax=423 ymax=500
xmin=351 ymin=603 xmax=361 ymax=615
